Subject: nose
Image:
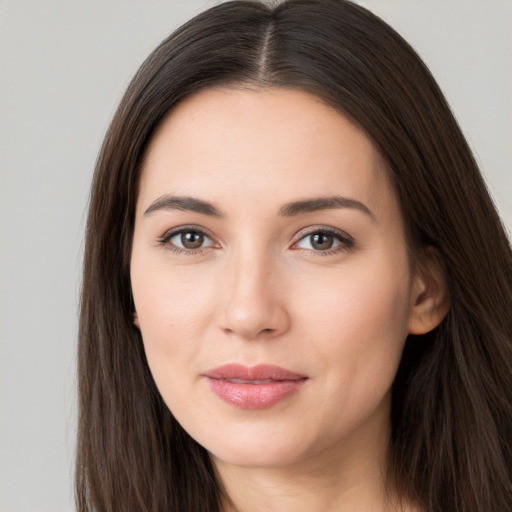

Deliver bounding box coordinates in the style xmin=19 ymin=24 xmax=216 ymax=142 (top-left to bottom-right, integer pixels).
xmin=217 ymin=249 xmax=290 ymax=341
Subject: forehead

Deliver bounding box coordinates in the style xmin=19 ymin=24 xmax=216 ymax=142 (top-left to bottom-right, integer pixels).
xmin=138 ymin=87 xmax=394 ymax=216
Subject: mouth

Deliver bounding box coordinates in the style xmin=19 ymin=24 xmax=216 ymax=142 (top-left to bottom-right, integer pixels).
xmin=202 ymin=364 xmax=308 ymax=410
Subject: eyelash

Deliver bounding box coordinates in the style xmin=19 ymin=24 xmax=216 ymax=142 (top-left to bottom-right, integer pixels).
xmin=292 ymin=227 xmax=355 ymax=257
xmin=157 ymin=226 xmax=355 ymax=257
xmin=157 ymin=225 xmax=216 ymax=255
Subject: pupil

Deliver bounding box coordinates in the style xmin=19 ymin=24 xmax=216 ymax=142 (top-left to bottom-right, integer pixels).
xmin=311 ymin=233 xmax=333 ymax=250
xmin=181 ymin=231 xmax=204 ymax=249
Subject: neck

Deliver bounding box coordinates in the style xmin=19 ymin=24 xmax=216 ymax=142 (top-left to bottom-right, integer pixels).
xmin=217 ymin=456 xmax=399 ymax=512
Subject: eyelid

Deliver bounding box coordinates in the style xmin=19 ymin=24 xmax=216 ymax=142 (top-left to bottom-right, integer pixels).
xmin=293 ymin=225 xmax=354 ymax=242
xmin=290 ymin=225 xmax=355 ymax=252
xmin=156 ymin=224 xmax=354 ymax=255
xmin=157 ymin=225 xmax=220 ymax=252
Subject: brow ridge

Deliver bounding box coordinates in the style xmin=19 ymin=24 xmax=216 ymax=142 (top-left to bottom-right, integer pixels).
xmin=144 ymin=194 xmax=374 ymax=221
xmin=144 ymin=195 xmax=223 ymax=217
xmin=279 ymin=195 xmax=375 ymax=220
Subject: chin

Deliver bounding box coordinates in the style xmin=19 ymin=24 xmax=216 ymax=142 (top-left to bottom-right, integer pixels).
xmin=189 ymin=417 xmax=320 ymax=469
xmin=210 ymin=440 xmax=308 ymax=469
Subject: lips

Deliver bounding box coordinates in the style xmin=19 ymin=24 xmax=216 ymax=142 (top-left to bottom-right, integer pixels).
xmin=203 ymin=364 xmax=307 ymax=409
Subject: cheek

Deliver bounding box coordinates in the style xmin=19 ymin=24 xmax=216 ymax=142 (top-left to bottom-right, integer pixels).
xmin=295 ymin=257 xmax=412 ymax=383
xmin=130 ymin=268 xmax=218 ymax=428
xmin=130 ymin=254 xmax=218 ymax=379
xmin=279 ymin=258 xmax=412 ymax=450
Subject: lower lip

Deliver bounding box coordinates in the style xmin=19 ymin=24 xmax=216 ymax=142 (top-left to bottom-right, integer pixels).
xmin=206 ymin=378 xmax=306 ymax=409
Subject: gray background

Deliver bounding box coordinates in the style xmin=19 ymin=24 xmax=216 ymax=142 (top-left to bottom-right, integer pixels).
xmin=0 ymin=1 xmax=510 ymax=510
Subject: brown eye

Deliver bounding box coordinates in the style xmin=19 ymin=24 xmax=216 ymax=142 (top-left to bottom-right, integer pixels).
xmin=310 ymin=233 xmax=334 ymax=250
xmin=294 ymin=229 xmax=353 ymax=254
xmin=181 ymin=231 xmax=204 ymax=249
xmin=164 ymin=228 xmax=215 ymax=251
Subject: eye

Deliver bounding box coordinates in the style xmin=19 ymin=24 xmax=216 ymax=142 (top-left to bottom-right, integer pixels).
xmin=159 ymin=227 xmax=216 ymax=252
xmin=294 ymin=228 xmax=354 ymax=253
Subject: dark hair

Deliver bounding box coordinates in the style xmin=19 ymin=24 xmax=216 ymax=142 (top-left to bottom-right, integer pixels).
xmin=77 ymin=1 xmax=512 ymax=510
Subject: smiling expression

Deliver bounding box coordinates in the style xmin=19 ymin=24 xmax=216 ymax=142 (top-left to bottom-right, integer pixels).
xmin=130 ymin=87 xmax=421 ymax=469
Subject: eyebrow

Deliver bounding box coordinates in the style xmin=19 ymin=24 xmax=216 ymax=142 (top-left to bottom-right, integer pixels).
xmin=144 ymin=195 xmax=223 ymax=217
xmin=279 ymin=195 xmax=375 ymax=221
xmin=144 ymin=194 xmax=375 ymax=221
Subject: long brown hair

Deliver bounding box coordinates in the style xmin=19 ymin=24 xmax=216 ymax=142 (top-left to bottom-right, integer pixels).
xmin=77 ymin=1 xmax=512 ymax=510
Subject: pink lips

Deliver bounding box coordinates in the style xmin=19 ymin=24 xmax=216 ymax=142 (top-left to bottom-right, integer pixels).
xmin=203 ymin=364 xmax=307 ymax=410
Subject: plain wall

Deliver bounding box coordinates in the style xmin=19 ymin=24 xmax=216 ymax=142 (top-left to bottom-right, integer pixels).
xmin=0 ymin=1 xmax=510 ymax=510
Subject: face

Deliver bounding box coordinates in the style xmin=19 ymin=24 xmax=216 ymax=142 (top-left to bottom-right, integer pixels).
xmin=130 ymin=88 xmax=420 ymax=470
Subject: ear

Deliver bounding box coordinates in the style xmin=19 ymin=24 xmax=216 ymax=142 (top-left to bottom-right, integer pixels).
xmin=408 ymin=246 xmax=451 ymax=335
xmin=133 ymin=311 xmax=140 ymax=328
xmin=131 ymin=292 xmax=140 ymax=328
xmin=132 ymin=308 xmax=140 ymax=329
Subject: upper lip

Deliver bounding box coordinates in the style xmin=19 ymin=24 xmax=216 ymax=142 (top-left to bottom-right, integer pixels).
xmin=203 ymin=364 xmax=307 ymax=381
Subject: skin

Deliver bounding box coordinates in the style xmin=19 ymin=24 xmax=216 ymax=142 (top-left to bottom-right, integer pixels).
xmin=130 ymin=88 xmax=448 ymax=512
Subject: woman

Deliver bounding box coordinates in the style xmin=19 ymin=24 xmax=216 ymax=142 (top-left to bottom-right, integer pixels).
xmin=76 ymin=1 xmax=512 ymax=511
